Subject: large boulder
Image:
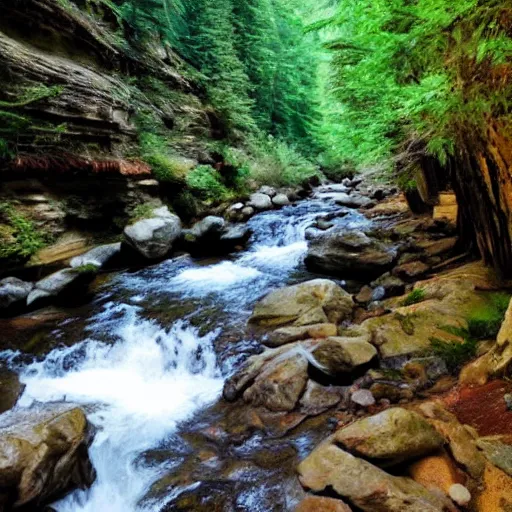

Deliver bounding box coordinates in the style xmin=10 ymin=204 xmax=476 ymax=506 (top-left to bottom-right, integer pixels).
xmin=298 ymin=443 xmax=452 ymax=512
xmin=70 ymin=242 xmax=122 ymax=269
xmin=124 ymin=206 xmax=182 ymax=260
xmin=305 ymin=230 xmax=398 ymax=280
xmin=248 ymin=193 xmax=273 ymax=211
xmin=223 ymin=341 xmax=316 ymax=406
xmin=0 ymin=278 xmax=33 ymax=310
xmin=0 ymin=405 xmax=95 ymax=509
xmin=266 ymin=323 xmax=337 ymax=347
xmin=334 ymin=408 xmax=444 ymax=466
xmin=249 ymin=279 xmax=354 ymax=328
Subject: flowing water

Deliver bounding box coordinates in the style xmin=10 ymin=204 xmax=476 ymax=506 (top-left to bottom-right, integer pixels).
xmin=0 ymin=198 xmax=371 ymax=511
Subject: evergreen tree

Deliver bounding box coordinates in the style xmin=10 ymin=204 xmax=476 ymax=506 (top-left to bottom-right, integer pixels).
xmin=183 ymin=0 xmax=256 ymax=134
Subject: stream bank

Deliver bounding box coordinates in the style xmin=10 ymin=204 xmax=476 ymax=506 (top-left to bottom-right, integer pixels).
xmin=0 ymin=182 xmax=511 ymax=512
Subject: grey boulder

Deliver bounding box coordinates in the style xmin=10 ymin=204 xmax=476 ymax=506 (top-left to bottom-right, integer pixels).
xmin=124 ymin=206 xmax=182 ymax=260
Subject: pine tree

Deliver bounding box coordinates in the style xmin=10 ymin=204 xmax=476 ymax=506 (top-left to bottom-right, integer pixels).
xmin=182 ymin=0 xmax=255 ymax=134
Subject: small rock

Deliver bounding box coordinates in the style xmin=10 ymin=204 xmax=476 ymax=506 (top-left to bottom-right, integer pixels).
xmin=0 ymin=277 xmax=33 ymax=310
xmin=355 ymin=286 xmax=374 ymax=305
xmin=295 ymin=496 xmax=352 ymax=512
xmin=316 ymin=219 xmax=334 ymax=230
xmin=449 ymin=484 xmax=471 ymax=506
xmin=371 ymin=286 xmax=386 ymax=301
xmin=350 ymin=389 xmax=375 ymax=407
xmin=259 ymin=186 xmax=277 ymax=198
xmin=267 ymin=323 xmax=337 ymax=347
xmin=504 ymin=393 xmax=512 ymax=410
xmin=272 ymin=193 xmax=290 ymax=207
xmin=248 ymin=193 xmax=273 ymax=211
xmin=393 ymin=261 xmax=430 ymax=280
xmin=241 ymin=206 xmax=255 ymax=218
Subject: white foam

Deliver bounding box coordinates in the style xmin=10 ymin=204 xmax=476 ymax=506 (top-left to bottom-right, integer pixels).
xmin=18 ymin=311 xmax=222 ymax=512
xmin=170 ymin=261 xmax=261 ymax=293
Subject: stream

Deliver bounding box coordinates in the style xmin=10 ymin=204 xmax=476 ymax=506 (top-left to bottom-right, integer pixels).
xmin=0 ymin=197 xmax=371 ymax=511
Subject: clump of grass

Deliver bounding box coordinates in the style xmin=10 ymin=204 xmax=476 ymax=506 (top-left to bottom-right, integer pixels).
xmin=401 ymin=288 xmax=426 ymax=307
xmin=429 ymin=292 xmax=511 ymax=372
xmin=130 ymin=203 xmax=155 ymax=222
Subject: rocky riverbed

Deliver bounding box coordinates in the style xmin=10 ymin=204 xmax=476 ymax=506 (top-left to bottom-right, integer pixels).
xmin=0 ymin=180 xmax=511 ymax=511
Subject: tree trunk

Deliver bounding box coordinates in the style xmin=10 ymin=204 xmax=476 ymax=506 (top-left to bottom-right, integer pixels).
xmin=452 ymin=124 xmax=512 ymax=278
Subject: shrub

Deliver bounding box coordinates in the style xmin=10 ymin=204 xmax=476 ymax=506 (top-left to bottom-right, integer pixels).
xmin=247 ymin=136 xmax=320 ymax=187
xmin=401 ymin=288 xmax=426 ymax=307
xmin=186 ymin=165 xmax=229 ymax=201
xmin=0 ymin=202 xmax=47 ymax=260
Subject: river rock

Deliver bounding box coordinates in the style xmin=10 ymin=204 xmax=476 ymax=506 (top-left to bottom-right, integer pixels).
xmin=70 ymin=242 xmax=122 ymax=269
xmin=350 ymin=389 xmax=375 ymax=407
xmin=219 ymin=224 xmax=252 ymax=252
xmin=266 ymin=323 xmax=337 ymax=347
xmin=334 ymin=408 xmax=444 ymax=466
xmin=418 ymin=402 xmax=485 ymax=478
xmin=27 ymin=268 xmax=95 ymax=306
xmin=259 ymin=185 xmax=277 ymax=198
xmin=298 ymin=443 xmax=452 ymax=512
xmin=305 ymin=229 xmax=398 ymax=280
xmin=241 ymin=206 xmax=255 ymax=218
xmin=476 ymin=437 xmax=512 ymax=477
xmin=299 ymin=381 xmax=345 ymax=416
xmin=295 ymin=496 xmax=352 ymax=512
xmin=0 ymin=405 xmax=95 ymax=509
xmin=272 ymin=193 xmax=290 ymax=207
xmin=189 ymin=216 xmax=225 ymax=238
xmin=0 ymin=277 xmax=33 ymax=310
xmin=249 ymin=279 xmax=354 ymax=327
xmin=312 ymin=337 xmax=377 ymax=374
xmin=392 ymin=261 xmax=431 ymax=280
xmin=371 ymin=273 xmax=406 ymax=297
xmin=242 ymin=352 xmax=308 ymax=412
xmin=248 ymin=193 xmax=273 ymax=211
xmin=124 ymin=206 xmax=182 ymax=260
xmin=334 ymin=194 xmax=374 ymax=209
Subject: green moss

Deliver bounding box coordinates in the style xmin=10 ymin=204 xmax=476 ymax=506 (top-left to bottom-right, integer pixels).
xmin=395 ymin=312 xmax=416 ymax=335
xmin=130 ymin=203 xmax=155 ymax=222
xmin=429 ymin=292 xmax=511 ymax=371
xmin=0 ymin=202 xmax=48 ymax=260
xmin=72 ymin=263 xmax=100 ymax=274
xmin=401 ymin=288 xmax=426 ymax=307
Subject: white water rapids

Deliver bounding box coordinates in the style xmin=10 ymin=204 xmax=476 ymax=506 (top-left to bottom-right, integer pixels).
xmin=1 ymin=200 xmax=370 ymax=511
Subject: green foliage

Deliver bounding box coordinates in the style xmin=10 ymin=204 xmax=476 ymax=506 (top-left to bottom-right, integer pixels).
xmin=245 ymin=136 xmax=320 ymax=187
xmin=429 ymin=336 xmax=478 ymax=373
xmin=430 ymin=292 xmax=511 ymax=371
xmin=314 ymin=0 xmax=512 ymax=172
xmin=186 ymin=166 xmax=229 ymax=201
xmin=466 ymin=293 xmax=511 ymax=340
xmin=401 ymin=288 xmax=426 ymax=307
xmin=72 ymin=263 xmax=100 ymax=274
xmin=0 ymin=203 xmax=47 ymax=260
xmin=130 ymin=203 xmax=156 ymax=222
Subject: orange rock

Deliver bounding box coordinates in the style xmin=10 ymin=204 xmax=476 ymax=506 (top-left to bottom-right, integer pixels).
xmin=295 ymin=496 xmax=352 ymax=512
xmin=408 ymin=450 xmax=464 ymax=494
xmin=476 ymin=463 xmax=512 ymax=512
